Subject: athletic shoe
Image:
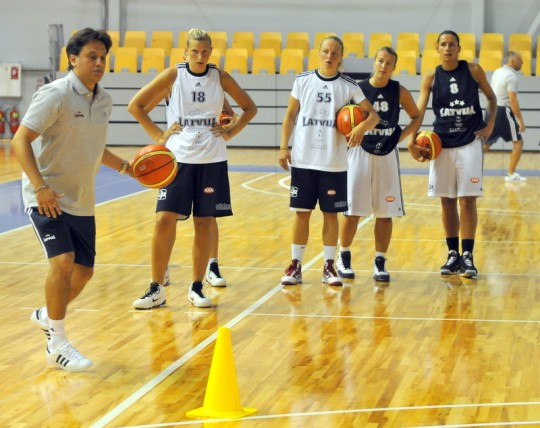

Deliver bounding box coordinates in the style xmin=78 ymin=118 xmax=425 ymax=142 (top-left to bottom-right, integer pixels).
xmin=281 ymin=259 xmax=302 ymax=285
xmin=322 ymin=260 xmax=343 ymax=286
xmin=336 ymin=251 xmax=355 ymax=279
xmin=373 ymin=256 xmax=390 ymax=282
xmin=164 ymin=265 xmax=171 ymax=286
xmin=440 ymin=250 xmax=461 ymax=275
xmin=31 ymin=307 xmax=50 ymax=341
xmin=46 ymin=342 xmax=93 ymax=372
xmin=188 ymin=281 xmax=212 ymax=308
xmin=132 ymin=282 xmax=166 ymax=309
xmin=460 ymin=251 xmax=478 ymax=279
xmin=206 ymin=262 xmax=227 ymax=287
xmin=505 ymin=172 xmax=526 ymax=182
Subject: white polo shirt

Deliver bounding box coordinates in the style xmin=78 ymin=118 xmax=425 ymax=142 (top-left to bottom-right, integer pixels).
xmin=21 ymin=71 xmax=112 ymax=216
xmin=490 ymin=64 xmax=519 ymax=107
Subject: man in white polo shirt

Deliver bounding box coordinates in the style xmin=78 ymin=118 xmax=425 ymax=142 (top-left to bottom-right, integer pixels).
xmin=11 ymin=28 xmax=132 ymax=371
xmin=484 ymin=51 xmax=527 ymax=182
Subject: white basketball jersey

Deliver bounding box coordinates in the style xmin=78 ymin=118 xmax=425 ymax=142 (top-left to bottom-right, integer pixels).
xmin=165 ymin=63 xmax=226 ymax=164
xmin=290 ymin=70 xmax=365 ymax=172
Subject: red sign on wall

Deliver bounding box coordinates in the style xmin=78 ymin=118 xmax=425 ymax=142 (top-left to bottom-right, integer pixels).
xmin=11 ymin=66 xmax=19 ymax=80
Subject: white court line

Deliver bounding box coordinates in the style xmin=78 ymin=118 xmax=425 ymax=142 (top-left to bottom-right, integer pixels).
xmin=89 ymin=216 xmax=374 ymax=427
xmin=249 ymin=312 xmax=540 ymax=324
xmin=241 ymin=172 xmax=287 ymax=197
xmin=117 ymin=401 xmax=540 ymax=427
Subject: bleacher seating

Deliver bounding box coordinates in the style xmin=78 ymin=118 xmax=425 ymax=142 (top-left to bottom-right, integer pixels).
xmin=280 ymin=48 xmax=304 ymax=74
xmin=151 ymin=31 xmax=173 ymax=56
xmin=123 ymin=31 xmax=146 ymax=55
xmin=224 ymin=48 xmax=248 ymax=74
xmin=286 ymin=32 xmax=310 ymax=57
xmin=342 ymin=32 xmax=364 ymax=58
xmin=368 ymin=33 xmax=392 ymax=58
xmin=259 ymin=32 xmax=282 ymax=57
xmin=114 ymin=47 xmax=138 ymax=72
xmin=141 ymin=48 xmax=165 ymax=73
xmin=252 ymin=48 xmax=276 ymax=74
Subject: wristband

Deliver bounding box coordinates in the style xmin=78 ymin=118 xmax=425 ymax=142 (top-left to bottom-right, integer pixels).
xmin=33 ymin=184 xmax=50 ymax=193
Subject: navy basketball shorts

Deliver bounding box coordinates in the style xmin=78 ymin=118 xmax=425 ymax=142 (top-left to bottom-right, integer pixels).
xmin=485 ymin=106 xmax=522 ymax=145
xmin=289 ymin=166 xmax=348 ymax=212
xmin=28 ymin=208 xmax=96 ymax=267
xmin=156 ymin=161 xmax=233 ymax=218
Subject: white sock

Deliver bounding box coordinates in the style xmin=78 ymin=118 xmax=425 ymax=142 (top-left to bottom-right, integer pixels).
xmin=375 ymin=251 xmax=386 ymax=259
xmin=340 ymin=246 xmax=351 ymax=253
xmin=291 ymin=244 xmax=305 ymax=263
xmin=49 ymin=318 xmax=67 ymax=351
xmin=208 ymin=258 xmax=218 ymax=265
xmin=324 ymin=245 xmax=337 ymax=261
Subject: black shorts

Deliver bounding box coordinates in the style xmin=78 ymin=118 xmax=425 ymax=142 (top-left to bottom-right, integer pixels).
xmin=28 ymin=208 xmax=96 ymax=267
xmin=485 ymin=106 xmax=522 ymax=145
xmin=290 ymin=166 xmax=348 ymax=212
xmin=156 ymin=161 xmax=233 ymax=218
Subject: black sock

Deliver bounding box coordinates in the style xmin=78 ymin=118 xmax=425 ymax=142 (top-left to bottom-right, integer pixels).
xmin=446 ymin=237 xmax=459 ymax=253
xmin=192 ymin=281 xmax=203 ymax=292
xmin=462 ymin=239 xmax=474 ymax=254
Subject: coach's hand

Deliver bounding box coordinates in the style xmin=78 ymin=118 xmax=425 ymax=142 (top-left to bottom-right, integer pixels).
xmin=35 ymin=186 xmax=64 ymax=218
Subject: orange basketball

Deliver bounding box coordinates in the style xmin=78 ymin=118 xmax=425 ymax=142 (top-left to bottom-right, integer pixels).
xmin=132 ymin=145 xmax=178 ymax=189
xmin=415 ymin=130 xmax=442 ymax=160
xmin=219 ymin=110 xmax=233 ymax=126
xmin=336 ymin=104 xmax=366 ymax=136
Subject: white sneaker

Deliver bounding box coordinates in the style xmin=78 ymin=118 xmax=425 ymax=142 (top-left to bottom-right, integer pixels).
xmin=188 ymin=282 xmax=211 ymax=308
xmin=505 ymin=172 xmax=526 ymax=182
xmin=336 ymin=251 xmax=355 ymax=279
xmin=206 ymin=262 xmax=227 ymax=287
xmin=133 ymin=282 xmax=166 ymax=309
xmin=46 ymin=342 xmax=93 ymax=372
xmin=31 ymin=307 xmax=50 ymax=341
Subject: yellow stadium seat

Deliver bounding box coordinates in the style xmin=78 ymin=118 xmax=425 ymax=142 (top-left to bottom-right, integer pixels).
xmin=509 ymin=33 xmax=532 ymax=54
xmin=314 ymin=32 xmax=336 ymax=49
xmin=208 ymin=31 xmax=228 ymax=53
xmin=59 ymin=46 xmax=68 ymax=71
xmin=342 ymin=32 xmax=364 ymax=58
xmin=151 ymin=31 xmax=173 ymax=56
xmin=107 ymin=31 xmax=120 ymax=55
xmin=480 ymin=33 xmax=504 ymax=53
xmin=177 ymin=31 xmax=188 ymax=49
xmin=280 ymin=48 xmax=304 ymax=74
xmin=141 ymin=48 xmax=165 ymax=73
xmin=398 ymin=32 xmax=420 ymax=43
xmin=479 ymin=50 xmax=502 ymax=72
xmin=308 ymin=48 xmax=319 ymax=70
xmin=424 ymin=32 xmax=439 ymax=51
xmin=395 ymin=50 xmax=417 ymax=75
xmin=232 ymin=32 xmax=255 ymax=57
xmin=169 ymin=47 xmax=185 ymax=66
xmin=209 ymin=48 xmax=222 ymax=68
xmin=252 ymin=48 xmax=276 ymax=74
xmin=114 ymin=47 xmax=138 ymax=73
xmin=420 ymin=49 xmax=440 ymax=74
xmin=396 ymin=39 xmax=419 ymax=58
xmin=286 ymin=32 xmax=309 ymax=57
xmin=224 ymin=48 xmax=248 ymax=74
xmin=458 ymin=33 xmax=476 ymax=54
xmin=459 ymin=48 xmax=475 ymax=63
xmin=259 ymin=32 xmax=282 ymax=57
xmin=368 ymin=33 xmax=392 ymax=58
xmin=123 ymin=30 xmax=146 ymax=55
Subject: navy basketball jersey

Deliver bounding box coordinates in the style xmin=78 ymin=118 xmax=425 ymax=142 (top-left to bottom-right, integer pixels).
xmin=359 ymin=79 xmax=402 ymax=156
xmin=432 ymin=60 xmax=484 ymax=148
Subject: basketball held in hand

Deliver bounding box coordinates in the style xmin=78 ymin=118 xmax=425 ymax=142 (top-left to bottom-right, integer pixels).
xmin=336 ymin=104 xmax=366 ymax=137
xmin=132 ymin=145 xmax=178 ymax=189
xmin=219 ymin=111 xmax=234 ymax=126
xmin=415 ymin=130 xmax=442 ymax=160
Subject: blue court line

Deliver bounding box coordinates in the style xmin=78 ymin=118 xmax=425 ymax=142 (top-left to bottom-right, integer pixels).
xmin=1 ymin=165 xmax=538 ymax=234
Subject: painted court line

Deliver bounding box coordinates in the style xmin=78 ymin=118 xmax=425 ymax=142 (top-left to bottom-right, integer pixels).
xmin=117 ymin=401 xmax=540 ymax=427
xmin=248 ymin=312 xmax=540 ymax=325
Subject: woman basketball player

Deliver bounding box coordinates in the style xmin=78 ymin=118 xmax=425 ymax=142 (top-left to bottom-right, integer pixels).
xmin=278 ymin=35 xmax=379 ymax=287
xmin=410 ymin=30 xmax=496 ymax=279
xmin=129 ymin=28 xmax=256 ymax=308
xmin=337 ymin=47 xmax=422 ymax=282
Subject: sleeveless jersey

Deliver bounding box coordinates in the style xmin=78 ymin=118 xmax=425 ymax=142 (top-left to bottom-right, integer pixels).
xmin=359 ymin=79 xmax=402 ymax=156
xmin=165 ymin=63 xmax=226 ymax=163
xmin=432 ymin=60 xmax=485 ymax=148
xmin=291 ymin=70 xmax=365 ymax=172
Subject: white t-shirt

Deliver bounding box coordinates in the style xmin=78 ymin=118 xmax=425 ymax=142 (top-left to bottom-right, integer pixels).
xmin=290 ymin=70 xmax=365 ymax=172
xmin=166 ymin=62 xmax=227 ymax=164
xmin=490 ymin=64 xmax=519 ymax=107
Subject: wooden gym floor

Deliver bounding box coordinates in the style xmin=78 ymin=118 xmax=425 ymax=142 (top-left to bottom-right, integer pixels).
xmin=0 ymin=142 xmax=539 ymax=427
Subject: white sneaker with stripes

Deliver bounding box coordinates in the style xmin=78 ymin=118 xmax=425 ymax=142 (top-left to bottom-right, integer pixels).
xmin=30 ymin=307 xmax=50 ymax=341
xmin=46 ymin=342 xmax=93 ymax=372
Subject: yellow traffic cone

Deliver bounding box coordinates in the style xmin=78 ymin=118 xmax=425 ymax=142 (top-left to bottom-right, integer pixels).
xmin=186 ymin=326 xmax=257 ymax=419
